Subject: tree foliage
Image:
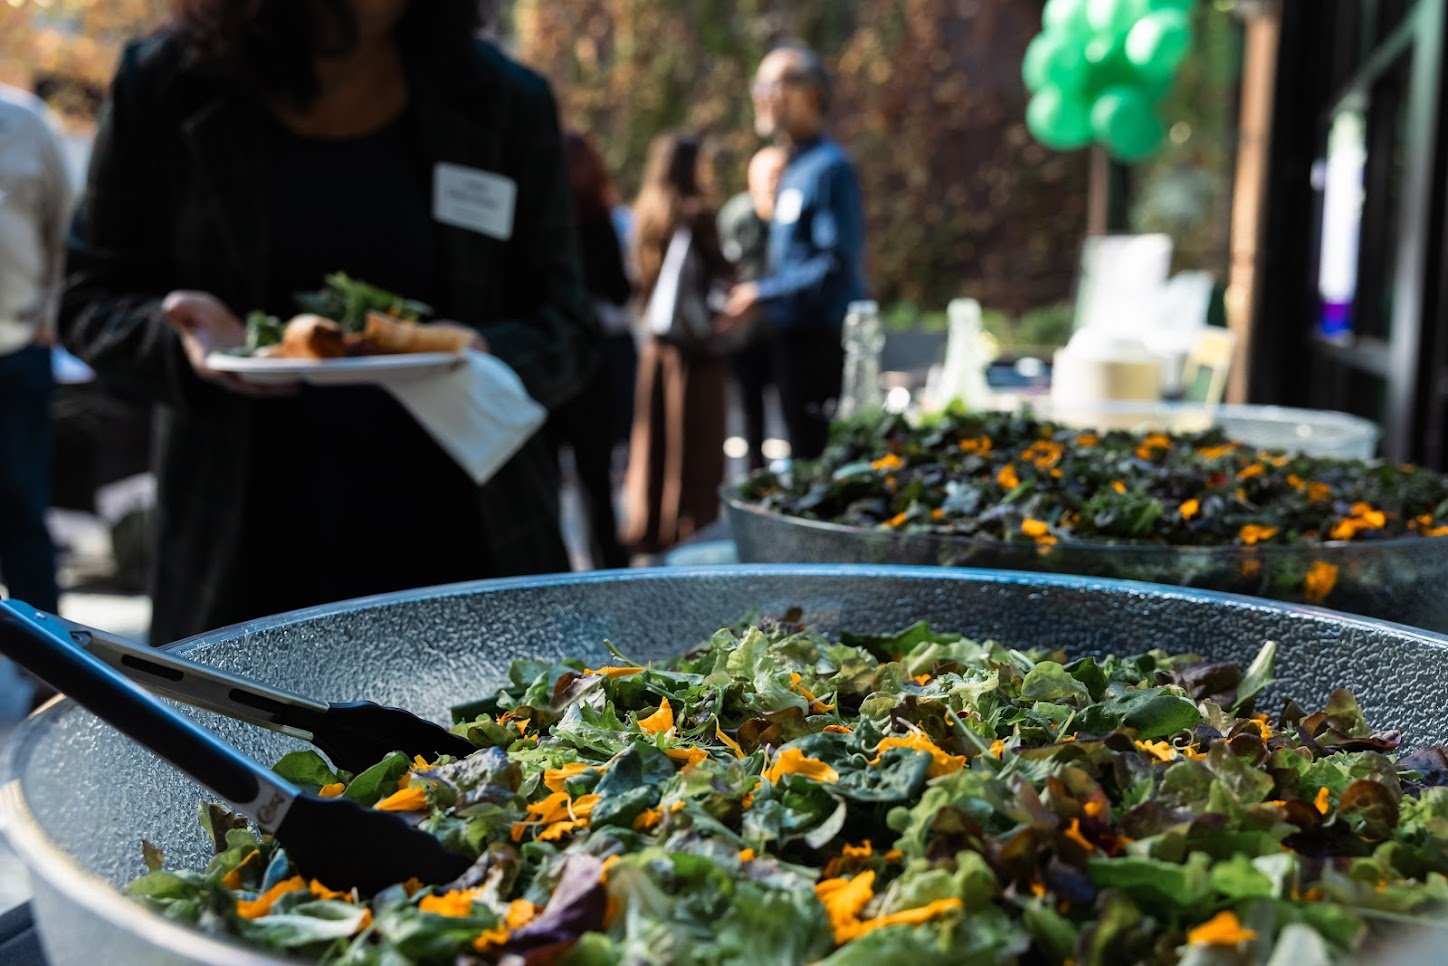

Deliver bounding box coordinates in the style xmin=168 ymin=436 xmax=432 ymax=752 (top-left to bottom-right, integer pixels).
xmin=513 ymin=0 xmax=1091 ymax=314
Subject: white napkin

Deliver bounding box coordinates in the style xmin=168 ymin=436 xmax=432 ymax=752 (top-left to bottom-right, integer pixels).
xmin=374 ymin=350 xmax=546 ymax=485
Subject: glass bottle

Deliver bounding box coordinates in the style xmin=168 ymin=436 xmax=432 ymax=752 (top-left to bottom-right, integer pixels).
xmin=838 ymin=300 xmax=884 ymax=419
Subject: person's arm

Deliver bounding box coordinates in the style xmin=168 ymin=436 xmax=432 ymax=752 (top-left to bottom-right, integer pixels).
xmin=477 ymin=77 xmax=598 ymax=410
xmin=34 ymin=107 xmax=73 ymax=345
xmin=59 ymin=41 xmax=202 ymax=406
xmin=752 ymin=159 xmax=864 ymax=326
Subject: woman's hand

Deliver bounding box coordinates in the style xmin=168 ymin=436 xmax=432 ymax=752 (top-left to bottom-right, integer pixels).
xmin=161 ymin=290 xmax=295 ymax=396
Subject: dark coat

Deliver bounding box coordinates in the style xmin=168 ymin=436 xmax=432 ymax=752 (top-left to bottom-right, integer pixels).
xmin=60 ymin=32 xmax=598 ymax=643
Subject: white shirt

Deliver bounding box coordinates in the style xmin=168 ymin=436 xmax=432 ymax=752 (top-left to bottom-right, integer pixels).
xmin=0 ymin=85 xmax=72 ymax=356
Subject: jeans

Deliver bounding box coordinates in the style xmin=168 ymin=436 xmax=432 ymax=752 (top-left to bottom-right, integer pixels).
xmin=0 ymin=345 xmax=57 ymax=718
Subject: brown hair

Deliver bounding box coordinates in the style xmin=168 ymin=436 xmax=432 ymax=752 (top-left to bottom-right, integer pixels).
xmin=563 ymin=129 xmax=614 ymax=224
xmin=631 ymin=132 xmax=719 ymax=297
xmin=169 ymin=0 xmax=480 ymax=110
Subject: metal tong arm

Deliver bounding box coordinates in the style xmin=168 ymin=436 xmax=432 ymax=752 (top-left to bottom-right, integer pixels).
xmin=42 ymin=605 xmax=330 ymax=744
xmin=0 ymin=599 xmax=300 ymax=833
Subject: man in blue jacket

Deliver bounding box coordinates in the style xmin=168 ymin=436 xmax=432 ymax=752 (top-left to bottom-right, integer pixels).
xmin=724 ymin=41 xmax=866 ymax=461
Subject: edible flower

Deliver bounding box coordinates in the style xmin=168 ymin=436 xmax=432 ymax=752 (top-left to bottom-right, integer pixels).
xmin=1134 ymin=739 xmax=1177 ymax=763
xmin=236 ymin=876 xmax=307 ymax=919
xmin=1187 ymin=910 xmax=1257 ymax=947
xmin=584 ymin=665 xmax=645 ymax=678
xmin=221 ymin=850 xmax=260 ymax=890
xmin=1303 ymin=560 xmax=1338 ymax=603
xmin=871 ymin=453 xmax=903 ymax=472
xmin=543 ymin=762 xmax=597 ymax=793
xmin=1331 ymin=502 xmax=1388 ymax=540
xmin=308 ymin=880 xmax=351 ymax=902
xmin=510 ymin=791 xmax=600 ymax=842
xmin=789 ymin=671 xmax=835 ymax=713
xmin=764 ymin=747 xmax=839 ymax=784
xmin=1135 ymin=433 xmax=1171 ymax=459
xmin=958 ymin=436 xmax=992 ymax=454
xmin=1238 ymin=524 xmax=1279 ymax=546
xmin=1179 ymin=498 xmax=1200 ymax=520
xmin=638 ymin=700 xmax=674 ymax=735
xmin=418 ymin=889 xmax=480 ymax=917
xmin=374 ymin=785 xmax=428 ymax=812
xmin=1022 ymin=439 xmax=1063 ymax=469
xmin=318 ymin=782 xmax=345 ymax=798
xmin=1315 ymin=786 xmax=1331 ymax=815
xmin=469 ymin=899 xmax=539 ymax=954
xmin=715 ymin=723 xmax=746 ymax=758
xmin=665 ymin=745 xmax=708 ymax=769
xmin=997 ymin=464 xmax=1020 ymax=489
xmin=871 ymin=732 xmax=966 ymax=777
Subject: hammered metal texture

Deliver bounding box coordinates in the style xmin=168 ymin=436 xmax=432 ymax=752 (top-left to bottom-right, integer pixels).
xmin=726 ymin=496 xmax=1448 ymax=632
xmin=5 ymin=566 xmax=1448 ymax=964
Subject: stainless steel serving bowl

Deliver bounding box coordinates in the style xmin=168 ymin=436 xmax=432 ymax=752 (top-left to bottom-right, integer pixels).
xmin=725 ymin=491 xmax=1448 ymax=632
xmin=4 ymin=566 xmax=1448 ymax=965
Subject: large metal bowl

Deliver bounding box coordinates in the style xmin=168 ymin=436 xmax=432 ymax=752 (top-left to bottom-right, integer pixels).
xmin=725 ymin=492 xmax=1448 ymax=632
xmin=4 ymin=566 xmax=1448 ymax=965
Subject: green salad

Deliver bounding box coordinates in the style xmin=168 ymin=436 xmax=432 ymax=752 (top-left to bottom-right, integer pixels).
xmin=127 ymin=617 xmax=1448 ymax=964
xmin=739 ymin=410 xmax=1448 ymax=551
xmin=242 ymin=272 xmax=434 ymax=354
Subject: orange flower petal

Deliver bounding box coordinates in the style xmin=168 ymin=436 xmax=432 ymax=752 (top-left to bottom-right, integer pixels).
xmin=374 ymin=785 xmax=429 ymax=812
xmin=764 ymin=747 xmax=840 ymax=784
xmin=639 ymin=700 xmax=675 ymax=735
xmin=1187 ymin=910 xmax=1257 ymax=946
xmin=871 ymin=733 xmax=966 ymax=777
xmin=235 ymin=876 xmax=306 ymax=920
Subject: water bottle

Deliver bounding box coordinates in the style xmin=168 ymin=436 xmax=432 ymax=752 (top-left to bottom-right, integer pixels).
xmin=939 ymin=298 xmax=993 ymax=411
xmin=838 ymin=300 xmax=884 ymax=419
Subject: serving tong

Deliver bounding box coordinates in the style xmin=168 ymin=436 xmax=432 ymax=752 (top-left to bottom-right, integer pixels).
xmin=0 ymin=599 xmax=474 ymax=891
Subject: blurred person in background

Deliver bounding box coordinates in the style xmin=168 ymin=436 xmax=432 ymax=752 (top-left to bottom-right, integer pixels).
xmin=621 ymin=133 xmax=732 ymax=555
xmin=0 ymin=82 xmax=72 ymax=717
xmin=718 ymin=144 xmax=786 ymax=472
xmin=550 ymin=129 xmax=632 ymax=568
xmin=60 ymin=0 xmax=596 ymax=643
xmin=725 ymin=40 xmax=866 ymax=461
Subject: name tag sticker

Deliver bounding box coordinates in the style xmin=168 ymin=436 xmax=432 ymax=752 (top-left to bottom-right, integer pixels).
xmin=434 ymin=163 xmax=516 ymax=240
xmin=775 ymin=187 xmax=804 ymax=225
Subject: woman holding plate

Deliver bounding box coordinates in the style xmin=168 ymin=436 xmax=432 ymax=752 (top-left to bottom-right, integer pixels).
xmin=60 ymin=0 xmax=597 ymax=642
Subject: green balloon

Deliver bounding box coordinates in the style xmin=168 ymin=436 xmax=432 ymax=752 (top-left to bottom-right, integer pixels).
xmin=1091 ymin=85 xmax=1165 ymax=161
xmin=1126 ymin=10 xmax=1193 ymax=79
xmin=1086 ymin=0 xmax=1149 ymax=34
xmin=1043 ymin=0 xmax=1092 ymax=38
xmin=1027 ymin=86 xmax=1094 ymax=151
xmin=1023 ymin=31 xmax=1089 ymax=93
xmin=1081 ymin=33 xmax=1135 ymax=98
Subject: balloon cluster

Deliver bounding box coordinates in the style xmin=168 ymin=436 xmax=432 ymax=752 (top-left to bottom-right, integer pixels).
xmin=1024 ymin=0 xmax=1195 ymax=162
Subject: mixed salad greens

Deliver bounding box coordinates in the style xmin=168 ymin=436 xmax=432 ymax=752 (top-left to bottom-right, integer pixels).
xmin=738 ymin=410 xmax=1448 ymax=549
xmin=127 ymin=616 xmax=1448 ymax=964
xmin=242 ymin=273 xmax=434 ymax=354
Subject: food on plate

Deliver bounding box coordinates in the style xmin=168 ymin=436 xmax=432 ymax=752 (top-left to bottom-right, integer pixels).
xmin=238 ymin=273 xmax=471 ymax=360
xmin=275 ymin=314 xmax=346 ymax=360
xmin=364 ymin=311 xmax=475 ymax=354
xmin=125 ymin=615 xmax=1448 ymax=964
xmin=740 ymin=410 xmax=1448 ymax=548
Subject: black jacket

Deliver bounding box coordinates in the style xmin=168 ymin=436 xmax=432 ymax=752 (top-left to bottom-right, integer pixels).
xmin=60 ymin=32 xmax=598 ymax=642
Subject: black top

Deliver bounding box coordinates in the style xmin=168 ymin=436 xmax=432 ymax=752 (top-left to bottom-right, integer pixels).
xmin=239 ymin=108 xmax=489 ymax=617
xmin=60 ymin=32 xmax=593 ymax=642
xmin=575 ymin=213 xmax=631 ymax=307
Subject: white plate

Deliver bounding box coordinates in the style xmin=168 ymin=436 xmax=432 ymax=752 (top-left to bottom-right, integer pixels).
xmin=206 ymin=351 xmax=463 ymax=386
